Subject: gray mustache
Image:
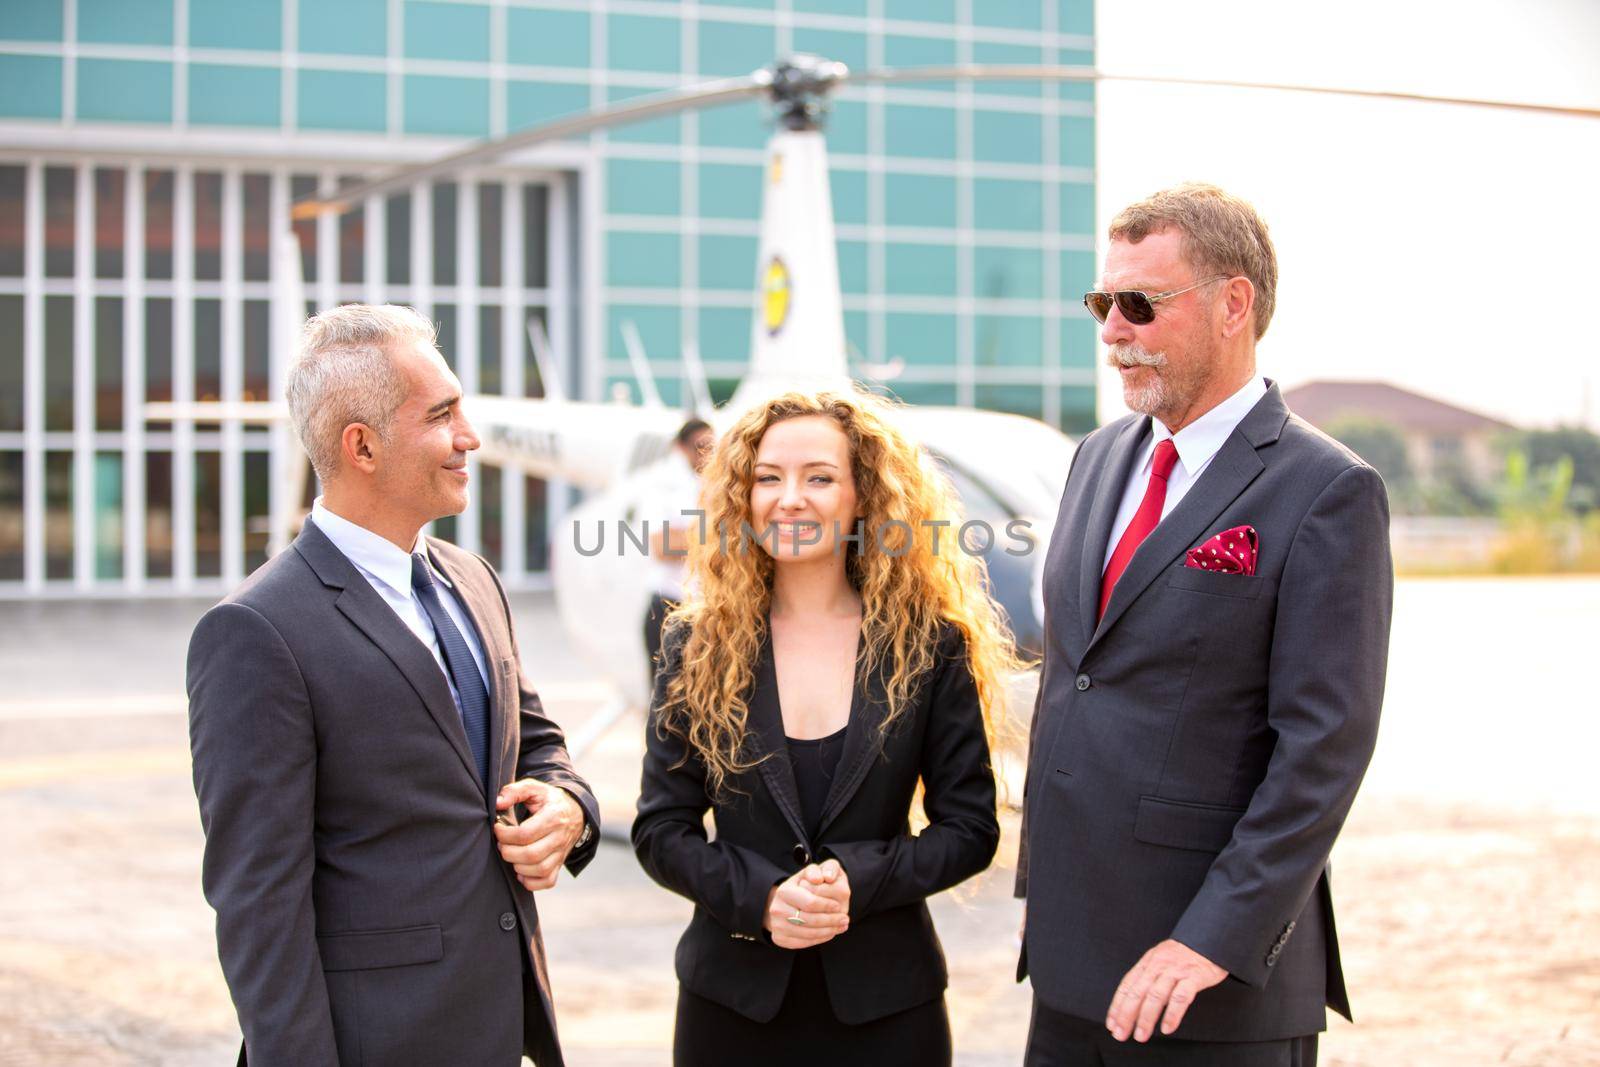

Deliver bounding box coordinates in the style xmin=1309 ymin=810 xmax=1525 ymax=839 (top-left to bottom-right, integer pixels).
xmin=1107 ymin=344 xmax=1167 ymax=369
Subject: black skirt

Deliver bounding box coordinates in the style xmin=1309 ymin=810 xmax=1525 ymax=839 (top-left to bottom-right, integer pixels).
xmin=673 ymin=949 xmax=952 ymax=1066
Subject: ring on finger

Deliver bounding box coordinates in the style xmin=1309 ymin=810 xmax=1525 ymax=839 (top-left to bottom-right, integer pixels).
xmin=786 ymin=909 xmax=808 ymax=927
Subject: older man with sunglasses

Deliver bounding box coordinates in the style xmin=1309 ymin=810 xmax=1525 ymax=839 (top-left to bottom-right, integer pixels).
xmin=1016 ymin=183 xmax=1392 ymax=1066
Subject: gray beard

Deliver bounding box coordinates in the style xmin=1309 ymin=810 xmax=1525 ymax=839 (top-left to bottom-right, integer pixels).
xmin=1107 ymin=343 xmax=1169 ymax=415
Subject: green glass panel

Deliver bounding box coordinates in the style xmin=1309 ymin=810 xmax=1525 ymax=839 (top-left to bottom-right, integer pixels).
xmin=699 ymin=163 xmax=762 ymax=220
xmin=891 ymin=381 xmax=958 ymax=406
xmin=1060 ymin=182 xmax=1094 ymax=233
xmin=404 ymin=1 xmax=489 ymax=62
xmin=1059 ymin=249 xmax=1096 ymax=297
xmin=976 ymin=384 xmax=1044 ymax=420
xmin=0 ymin=55 xmax=62 ymax=119
xmin=1060 ymin=317 xmax=1098 ymax=368
xmin=885 ymin=312 xmax=956 ymax=366
xmin=506 ymin=80 xmax=587 ymax=129
xmin=607 ymin=14 xmax=679 ymax=73
xmin=403 ymin=74 xmax=489 ymax=137
xmin=605 ymin=159 xmax=679 ymax=216
xmin=1 ymin=0 xmax=60 ymax=40
xmin=698 ymin=306 xmax=752 ymax=362
xmin=973 ymin=110 xmax=1042 ymax=164
xmin=1059 ymin=384 xmax=1097 ymax=434
xmin=974 ymin=41 xmax=1042 ymax=98
xmin=79 ymin=0 xmax=171 ymax=45
xmin=793 ymin=0 xmax=866 ymax=14
xmin=884 ymin=104 xmax=956 ymax=160
xmin=298 ymin=69 xmax=386 ymax=131
xmin=844 ymin=310 xmax=868 ymax=363
xmin=973 ymin=0 xmax=1043 ymax=30
xmin=830 ymin=167 xmax=866 ymax=224
xmin=299 ymin=0 xmax=386 ymax=56
xmin=697 ymin=20 xmax=774 ymax=78
xmin=837 ymin=239 xmax=867 ymax=294
xmin=607 ymin=84 xmax=680 ymax=144
xmin=885 ymin=172 xmax=956 ymax=229
xmin=885 ymin=0 xmax=954 ymax=21
xmin=77 ymin=59 xmax=171 ymax=124
xmin=189 ymin=64 xmax=280 ymax=128
xmin=606 ymin=231 xmax=679 ymax=288
xmin=190 ymin=0 xmax=279 ymax=50
xmin=507 ymin=7 xmax=589 ymax=67
xmin=792 ymin=27 xmax=867 ymax=73
xmin=883 ymin=33 xmax=955 ymax=93
xmin=974 ymin=314 xmax=1043 ymax=366
xmin=1059 ymin=0 xmax=1094 ymax=35
xmin=827 ymin=99 xmax=867 ymax=155
xmin=606 ymin=304 xmax=679 ymax=361
xmin=699 ymin=98 xmax=766 ymax=149
xmin=1055 ymin=49 xmax=1095 ymax=101
xmin=975 ymin=245 xmax=1044 ymax=300
xmin=699 ymin=234 xmax=757 ymax=291
xmin=973 ymin=178 xmax=1043 ymax=232
xmin=1060 ymin=114 xmax=1094 ymax=166
xmin=884 ymin=243 xmax=956 ymax=296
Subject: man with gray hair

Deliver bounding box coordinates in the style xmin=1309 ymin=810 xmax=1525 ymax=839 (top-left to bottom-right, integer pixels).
xmin=188 ymin=303 xmax=598 ymax=1065
xmin=1017 ymin=184 xmax=1392 ymax=1064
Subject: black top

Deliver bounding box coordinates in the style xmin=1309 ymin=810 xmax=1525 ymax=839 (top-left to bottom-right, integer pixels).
xmin=786 ymin=725 xmax=847 ymax=837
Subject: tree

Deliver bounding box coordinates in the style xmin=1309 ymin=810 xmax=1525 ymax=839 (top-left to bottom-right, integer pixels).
xmin=1514 ymin=426 xmax=1600 ymax=513
xmin=1323 ymin=415 xmax=1412 ymax=489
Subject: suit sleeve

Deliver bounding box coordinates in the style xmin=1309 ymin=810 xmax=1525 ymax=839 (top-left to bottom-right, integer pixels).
xmin=631 ymin=632 xmax=792 ymax=938
xmin=820 ymin=628 xmax=1002 ymax=919
xmin=482 ymin=556 xmax=601 ymax=875
xmin=1171 ymin=463 xmax=1392 ymax=988
xmin=187 ymin=602 xmax=337 ymax=1064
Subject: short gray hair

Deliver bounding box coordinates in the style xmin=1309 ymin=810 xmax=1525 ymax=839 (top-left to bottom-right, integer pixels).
xmin=286 ymin=304 xmax=435 ymax=482
xmin=1108 ymin=183 xmax=1279 ymax=340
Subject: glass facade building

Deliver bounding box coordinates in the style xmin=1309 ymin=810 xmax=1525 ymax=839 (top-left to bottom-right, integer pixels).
xmin=0 ymin=0 xmax=1096 ymax=596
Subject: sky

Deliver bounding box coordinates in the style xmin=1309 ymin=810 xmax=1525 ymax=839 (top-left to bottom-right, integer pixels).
xmin=1091 ymin=0 xmax=1600 ymax=430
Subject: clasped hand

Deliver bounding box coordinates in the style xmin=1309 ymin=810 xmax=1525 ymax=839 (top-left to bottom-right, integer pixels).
xmin=492 ymin=779 xmax=585 ymax=891
xmin=763 ymin=859 xmax=851 ymax=950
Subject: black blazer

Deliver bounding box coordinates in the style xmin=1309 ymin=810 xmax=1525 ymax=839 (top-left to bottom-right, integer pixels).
xmin=1016 ymin=383 xmax=1392 ymax=1043
xmin=632 ymin=622 xmax=1000 ymax=1024
xmin=188 ymin=521 xmax=600 ymax=1066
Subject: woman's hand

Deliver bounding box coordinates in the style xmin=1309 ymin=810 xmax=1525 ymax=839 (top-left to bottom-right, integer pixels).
xmin=763 ymin=860 xmax=852 ymax=949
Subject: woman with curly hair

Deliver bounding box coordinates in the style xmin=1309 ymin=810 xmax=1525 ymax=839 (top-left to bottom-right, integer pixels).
xmin=632 ymin=388 xmax=1022 ymax=1064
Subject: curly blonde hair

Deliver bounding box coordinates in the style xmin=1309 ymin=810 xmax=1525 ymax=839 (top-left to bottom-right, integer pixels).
xmin=659 ymin=388 xmax=1023 ymax=799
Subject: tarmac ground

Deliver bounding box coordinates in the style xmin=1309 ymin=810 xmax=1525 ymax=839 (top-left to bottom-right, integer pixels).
xmin=1 ymin=577 xmax=1597 ymax=1065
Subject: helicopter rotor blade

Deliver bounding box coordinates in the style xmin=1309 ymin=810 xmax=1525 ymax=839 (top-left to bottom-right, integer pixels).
xmin=844 ymin=64 xmax=1600 ymax=120
xmin=290 ymin=74 xmax=770 ymax=220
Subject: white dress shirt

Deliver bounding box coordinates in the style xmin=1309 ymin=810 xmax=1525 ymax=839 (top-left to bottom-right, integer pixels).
xmin=1102 ymin=377 xmax=1269 ymax=572
xmin=310 ymin=500 xmax=491 ymax=713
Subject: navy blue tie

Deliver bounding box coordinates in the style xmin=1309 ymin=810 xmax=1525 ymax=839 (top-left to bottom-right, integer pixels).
xmin=411 ymin=552 xmax=491 ymax=793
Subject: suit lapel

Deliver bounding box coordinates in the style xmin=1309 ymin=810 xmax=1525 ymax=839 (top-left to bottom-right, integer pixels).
xmin=749 ymin=634 xmax=810 ymax=846
xmin=293 ymin=522 xmax=481 ymax=795
xmin=1089 ymin=384 xmax=1290 ymax=650
xmin=1078 ymin=417 xmax=1152 ymax=647
xmin=430 ymin=543 xmax=510 ymax=799
xmin=814 ymin=633 xmax=879 ymax=838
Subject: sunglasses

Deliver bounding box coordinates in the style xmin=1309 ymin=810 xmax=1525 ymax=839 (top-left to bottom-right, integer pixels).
xmin=1083 ymin=276 xmax=1230 ymax=325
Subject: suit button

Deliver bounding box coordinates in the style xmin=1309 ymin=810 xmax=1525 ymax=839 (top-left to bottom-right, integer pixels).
xmin=499 ymin=912 xmax=517 ymax=932
xmin=792 ymin=844 xmax=810 ymax=865
xmin=1075 ymin=674 xmax=1091 ymax=691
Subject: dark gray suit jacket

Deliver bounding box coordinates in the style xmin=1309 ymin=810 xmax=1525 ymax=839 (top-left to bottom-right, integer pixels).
xmin=1016 ymin=383 xmax=1391 ymax=1043
xmin=188 ymin=520 xmax=599 ymax=1066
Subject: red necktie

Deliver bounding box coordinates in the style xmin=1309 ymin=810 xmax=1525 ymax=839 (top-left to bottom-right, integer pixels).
xmin=1099 ymin=439 xmax=1180 ymax=620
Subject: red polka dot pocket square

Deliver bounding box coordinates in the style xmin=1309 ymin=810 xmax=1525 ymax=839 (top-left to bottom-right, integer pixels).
xmin=1185 ymin=525 xmax=1259 ymax=575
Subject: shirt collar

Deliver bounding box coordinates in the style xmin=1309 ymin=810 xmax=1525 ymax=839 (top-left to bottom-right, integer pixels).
xmin=1146 ymin=376 xmax=1269 ymax=477
xmin=310 ymin=499 xmax=454 ymax=595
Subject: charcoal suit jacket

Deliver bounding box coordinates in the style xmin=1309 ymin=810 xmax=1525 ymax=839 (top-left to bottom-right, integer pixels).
xmin=1016 ymin=382 xmax=1392 ymax=1042
xmin=188 ymin=520 xmax=599 ymax=1066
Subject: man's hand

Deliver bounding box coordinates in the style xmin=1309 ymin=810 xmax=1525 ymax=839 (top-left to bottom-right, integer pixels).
xmin=763 ymin=860 xmax=851 ymax=949
xmin=493 ymin=779 xmax=586 ymax=891
xmin=1106 ymin=939 xmax=1227 ymax=1042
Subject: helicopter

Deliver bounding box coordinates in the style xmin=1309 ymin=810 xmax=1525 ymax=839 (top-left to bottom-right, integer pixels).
xmin=159 ymin=54 xmax=1600 ymax=726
